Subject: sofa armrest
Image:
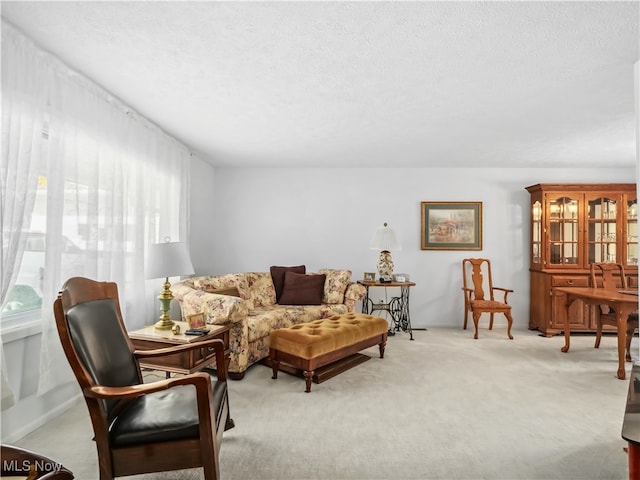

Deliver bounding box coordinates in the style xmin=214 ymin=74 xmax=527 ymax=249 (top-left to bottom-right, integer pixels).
xmin=343 ymin=282 xmax=367 ymax=312
xmin=345 ymin=282 xmax=367 ymax=301
xmin=172 ymin=283 xmax=248 ymax=326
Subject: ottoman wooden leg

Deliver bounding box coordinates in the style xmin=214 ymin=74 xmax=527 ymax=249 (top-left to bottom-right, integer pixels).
xmin=271 ymin=354 xmax=280 ymax=380
xmin=303 ymin=370 xmax=314 ymax=392
xmin=379 ymin=339 xmax=386 ymax=358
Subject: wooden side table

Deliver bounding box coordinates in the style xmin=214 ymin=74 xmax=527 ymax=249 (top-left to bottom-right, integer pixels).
xmin=358 ymin=280 xmax=416 ymax=340
xmin=128 ymin=322 xmax=230 ymax=378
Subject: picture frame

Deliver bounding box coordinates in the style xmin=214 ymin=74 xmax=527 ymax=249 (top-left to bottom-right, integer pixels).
xmin=421 ymin=201 xmax=482 ymax=250
xmin=363 ymin=272 xmax=376 ymax=282
xmin=393 ymin=273 xmax=408 ymax=283
xmin=186 ymin=312 xmax=207 ymax=330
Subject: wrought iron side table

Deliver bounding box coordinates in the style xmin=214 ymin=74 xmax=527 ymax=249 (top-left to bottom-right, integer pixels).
xmin=358 ymin=280 xmax=415 ymax=340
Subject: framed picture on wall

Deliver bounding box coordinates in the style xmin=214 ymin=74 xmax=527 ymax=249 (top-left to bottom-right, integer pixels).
xmin=421 ymin=202 xmax=482 ymax=250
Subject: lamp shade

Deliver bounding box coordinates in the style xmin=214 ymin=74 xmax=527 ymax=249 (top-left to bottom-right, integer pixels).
xmin=369 ymin=223 xmax=402 ymax=252
xmin=145 ymin=241 xmax=195 ymax=279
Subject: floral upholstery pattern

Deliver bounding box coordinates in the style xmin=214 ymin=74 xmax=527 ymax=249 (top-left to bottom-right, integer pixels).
xmin=193 ymin=274 xmax=253 ymax=308
xmin=172 ymin=283 xmax=247 ymax=325
xmin=171 ymin=270 xmax=366 ymax=377
xmin=319 ymin=268 xmax=352 ymax=304
xmin=344 ymin=282 xmax=367 ymax=312
xmin=244 ymin=272 xmax=277 ymax=308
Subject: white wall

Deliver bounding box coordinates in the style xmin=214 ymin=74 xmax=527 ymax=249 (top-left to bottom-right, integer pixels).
xmin=192 ymin=166 xmax=636 ymax=330
xmin=188 ymin=154 xmax=217 ymax=274
xmin=1 ymin=325 xmax=81 ymax=443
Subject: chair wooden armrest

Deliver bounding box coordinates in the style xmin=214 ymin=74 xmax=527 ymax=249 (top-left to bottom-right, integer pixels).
xmin=84 ymin=371 xmax=213 ymax=400
xmin=133 ymin=339 xmax=227 ymax=381
xmin=493 ymin=287 xmax=513 ymax=292
xmin=493 ymin=287 xmax=513 ymax=302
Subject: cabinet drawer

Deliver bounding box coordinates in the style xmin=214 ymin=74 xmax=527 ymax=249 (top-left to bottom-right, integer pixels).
xmin=551 ymin=276 xmax=590 ymax=287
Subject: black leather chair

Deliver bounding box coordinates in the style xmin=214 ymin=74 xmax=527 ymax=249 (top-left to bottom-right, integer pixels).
xmin=53 ymin=277 xmax=233 ymax=480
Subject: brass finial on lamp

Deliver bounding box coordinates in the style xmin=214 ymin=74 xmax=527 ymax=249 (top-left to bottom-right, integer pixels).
xmin=370 ymin=222 xmax=401 ymax=282
xmin=145 ymin=239 xmax=195 ymax=330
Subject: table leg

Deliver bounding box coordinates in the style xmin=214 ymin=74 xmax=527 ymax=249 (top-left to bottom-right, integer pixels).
xmin=361 ymin=287 xmax=371 ymax=314
xmin=388 ymin=289 xmax=414 ymax=340
xmin=616 ymin=307 xmax=632 ymax=380
xmin=399 ymin=286 xmax=414 ymax=340
xmin=628 ymin=441 xmax=640 ymax=480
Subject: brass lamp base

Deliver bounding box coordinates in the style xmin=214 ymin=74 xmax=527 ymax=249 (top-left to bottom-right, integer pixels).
xmin=154 ymin=317 xmax=175 ymax=330
xmin=154 ymin=277 xmax=175 ymax=330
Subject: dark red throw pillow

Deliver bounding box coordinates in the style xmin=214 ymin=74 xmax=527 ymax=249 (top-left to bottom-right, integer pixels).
xmin=278 ymin=272 xmax=326 ymax=305
xmin=270 ymin=265 xmax=306 ymax=302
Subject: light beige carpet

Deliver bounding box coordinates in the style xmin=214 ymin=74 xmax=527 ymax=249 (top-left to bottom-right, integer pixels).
xmin=13 ymin=326 xmax=637 ymax=479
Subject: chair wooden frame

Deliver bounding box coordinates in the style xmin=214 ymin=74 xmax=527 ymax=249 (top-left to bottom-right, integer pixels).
xmin=590 ymin=262 xmax=639 ymax=362
xmin=53 ymin=277 xmax=232 ymax=480
xmin=462 ymin=258 xmax=514 ymax=340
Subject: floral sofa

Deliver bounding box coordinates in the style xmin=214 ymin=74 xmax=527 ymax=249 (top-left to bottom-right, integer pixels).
xmin=171 ymin=267 xmax=367 ymax=379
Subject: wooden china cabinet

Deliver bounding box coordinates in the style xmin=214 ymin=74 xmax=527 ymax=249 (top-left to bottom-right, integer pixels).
xmin=526 ymin=183 xmax=638 ymax=336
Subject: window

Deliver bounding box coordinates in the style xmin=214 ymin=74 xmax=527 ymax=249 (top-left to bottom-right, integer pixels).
xmin=2 ymin=177 xmax=48 ymax=317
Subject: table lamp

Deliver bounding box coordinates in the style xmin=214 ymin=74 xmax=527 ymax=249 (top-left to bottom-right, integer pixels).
xmin=145 ymin=240 xmax=195 ymax=329
xmin=370 ymin=222 xmax=401 ymax=282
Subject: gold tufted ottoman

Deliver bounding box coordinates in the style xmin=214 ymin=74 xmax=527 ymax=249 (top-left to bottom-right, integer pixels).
xmin=269 ymin=313 xmax=388 ymax=392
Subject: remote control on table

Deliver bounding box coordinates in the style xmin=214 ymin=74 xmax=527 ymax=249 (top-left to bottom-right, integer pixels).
xmin=185 ymin=329 xmax=210 ymax=336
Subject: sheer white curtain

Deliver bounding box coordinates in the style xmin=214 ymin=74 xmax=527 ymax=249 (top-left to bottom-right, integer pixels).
xmin=1 ymin=22 xmax=191 ymax=394
xmin=0 ymin=21 xmax=48 ymax=409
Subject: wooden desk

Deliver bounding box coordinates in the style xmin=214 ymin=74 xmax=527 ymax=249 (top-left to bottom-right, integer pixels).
xmin=358 ymin=280 xmax=416 ymax=340
xmin=554 ymin=286 xmax=638 ymax=380
xmin=128 ymin=322 xmax=230 ymax=377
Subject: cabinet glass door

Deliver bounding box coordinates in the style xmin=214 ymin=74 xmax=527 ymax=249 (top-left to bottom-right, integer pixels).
xmin=627 ymin=196 xmax=638 ymax=266
xmin=531 ymin=200 xmax=542 ymax=264
xmin=587 ymin=196 xmax=618 ymax=263
xmin=548 ymin=196 xmax=579 ymax=265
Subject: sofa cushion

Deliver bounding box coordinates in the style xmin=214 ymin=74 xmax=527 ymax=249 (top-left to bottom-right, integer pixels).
xmin=208 ymin=287 xmax=240 ymax=297
xmin=194 ymin=274 xmax=253 ymax=308
xmin=245 ymin=272 xmax=277 ymax=308
xmin=319 ymin=269 xmax=352 ymax=304
xmin=270 ymin=265 xmax=306 ymax=303
xmin=279 ymin=272 xmax=326 ymax=306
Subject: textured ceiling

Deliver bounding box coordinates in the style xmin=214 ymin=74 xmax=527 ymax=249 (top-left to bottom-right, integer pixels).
xmin=2 ymin=1 xmax=639 ymax=168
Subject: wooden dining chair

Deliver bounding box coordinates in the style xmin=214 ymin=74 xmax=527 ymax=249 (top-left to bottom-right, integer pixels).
xmin=53 ymin=277 xmax=233 ymax=480
xmin=590 ymin=262 xmax=639 ymax=361
xmin=462 ymin=258 xmax=514 ymax=339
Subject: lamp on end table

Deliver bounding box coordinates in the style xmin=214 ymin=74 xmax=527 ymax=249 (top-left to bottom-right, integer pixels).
xmin=145 ymin=239 xmax=194 ymax=330
xmin=369 ymin=222 xmax=401 ymax=282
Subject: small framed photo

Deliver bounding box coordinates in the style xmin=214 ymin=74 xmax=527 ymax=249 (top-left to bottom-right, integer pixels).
xmin=187 ymin=312 xmax=206 ymax=330
xmin=363 ymin=272 xmax=376 ymax=282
